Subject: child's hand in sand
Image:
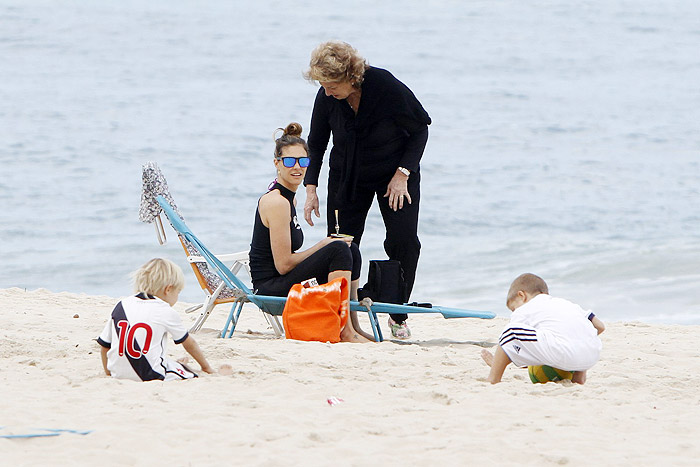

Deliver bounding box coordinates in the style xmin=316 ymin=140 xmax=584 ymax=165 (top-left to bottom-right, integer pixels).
xmin=481 ymin=349 xmax=494 ymax=367
xmin=178 ymin=355 xmax=214 ymax=375
xmin=195 ymin=364 xmax=232 ymax=376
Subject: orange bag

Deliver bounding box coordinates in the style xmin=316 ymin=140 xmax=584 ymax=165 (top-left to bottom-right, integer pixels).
xmin=282 ymin=277 xmax=349 ymax=343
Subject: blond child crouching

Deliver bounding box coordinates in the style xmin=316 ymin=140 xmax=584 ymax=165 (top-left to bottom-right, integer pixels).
xmin=97 ymin=258 xmax=214 ymax=381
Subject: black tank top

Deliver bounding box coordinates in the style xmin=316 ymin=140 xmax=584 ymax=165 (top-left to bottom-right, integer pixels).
xmin=249 ymin=182 xmax=304 ymax=283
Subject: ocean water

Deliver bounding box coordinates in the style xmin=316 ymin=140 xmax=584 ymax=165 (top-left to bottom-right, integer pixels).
xmin=2 ymin=0 xmax=699 ymax=323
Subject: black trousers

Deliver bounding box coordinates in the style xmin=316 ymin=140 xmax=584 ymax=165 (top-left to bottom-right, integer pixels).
xmin=253 ymin=242 xmax=361 ymax=297
xmin=327 ymin=172 xmax=421 ymax=323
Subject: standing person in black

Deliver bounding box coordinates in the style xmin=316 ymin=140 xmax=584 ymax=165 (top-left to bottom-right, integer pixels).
xmin=302 ymin=41 xmax=431 ymax=340
xmin=249 ymin=122 xmax=371 ymax=343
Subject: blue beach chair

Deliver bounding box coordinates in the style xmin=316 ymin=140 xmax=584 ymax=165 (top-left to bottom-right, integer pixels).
xmin=154 ymin=197 xmax=496 ymax=342
xmin=139 ymin=162 xmax=283 ymax=336
xmin=157 ymin=196 xmax=289 ymax=338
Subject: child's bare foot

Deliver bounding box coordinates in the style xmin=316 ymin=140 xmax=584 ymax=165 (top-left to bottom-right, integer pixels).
xmin=572 ymin=370 xmax=587 ymax=384
xmin=481 ymin=349 xmax=494 ymax=367
xmin=219 ymin=364 xmax=233 ymax=376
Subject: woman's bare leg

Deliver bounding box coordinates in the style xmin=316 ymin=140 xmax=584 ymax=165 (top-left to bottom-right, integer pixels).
xmin=348 ymin=278 xmax=375 ymax=340
xmin=340 ymin=322 xmax=371 ymax=343
xmin=349 ymin=311 xmax=375 ymax=341
xmin=350 ymin=278 xmax=359 ymax=300
xmin=329 ymin=272 xmax=371 ymax=343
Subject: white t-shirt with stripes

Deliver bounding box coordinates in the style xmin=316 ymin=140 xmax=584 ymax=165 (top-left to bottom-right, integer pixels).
xmin=499 ymin=294 xmax=602 ymax=371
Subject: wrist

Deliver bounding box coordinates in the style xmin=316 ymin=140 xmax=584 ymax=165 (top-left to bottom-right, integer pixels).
xmin=397 ymin=167 xmax=410 ymax=178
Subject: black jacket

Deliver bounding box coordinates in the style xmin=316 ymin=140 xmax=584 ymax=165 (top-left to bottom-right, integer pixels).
xmin=305 ymin=67 xmax=431 ymax=203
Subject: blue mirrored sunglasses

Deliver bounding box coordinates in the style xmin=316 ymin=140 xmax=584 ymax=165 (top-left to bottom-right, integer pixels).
xmin=277 ymin=156 xmax=310 ymax=168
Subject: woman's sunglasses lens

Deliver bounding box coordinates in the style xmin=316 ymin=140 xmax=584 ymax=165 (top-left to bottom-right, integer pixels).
xmin=282 ymin=157 xmax=311 ymax=168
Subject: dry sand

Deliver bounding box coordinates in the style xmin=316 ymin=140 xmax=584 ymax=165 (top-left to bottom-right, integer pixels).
xmin=1 ymin=287 xmax=699 ymax=466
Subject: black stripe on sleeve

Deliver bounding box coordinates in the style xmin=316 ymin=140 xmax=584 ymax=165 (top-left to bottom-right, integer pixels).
xmin=96 ymin=337 xmax=111 ymax=349
xmin=173 ymin=332 xmax=189 ymax=345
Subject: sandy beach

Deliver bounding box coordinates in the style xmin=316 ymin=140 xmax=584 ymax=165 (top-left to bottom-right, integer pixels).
xmin=1 ymin=287 xmax=699 ymax=466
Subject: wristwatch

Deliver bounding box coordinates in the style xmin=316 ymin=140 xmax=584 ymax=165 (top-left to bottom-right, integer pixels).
xmin=398 ymin=167 xmax=410 ymax=177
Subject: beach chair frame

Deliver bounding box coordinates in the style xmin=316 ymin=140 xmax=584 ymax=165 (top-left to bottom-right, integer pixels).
xmin=139 ymin=161 xmax=284 ymax=336
xmin=141 ymin=162 xmax=494 ymax=341
xmin=157 ymin=196 xmax=289 ymax=338
xmin=155 ymin=196 xmax=496 ymax=341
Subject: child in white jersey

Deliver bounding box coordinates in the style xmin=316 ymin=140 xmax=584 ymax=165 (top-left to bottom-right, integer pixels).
xmin=97 ymin=258 xmax=214 ymax=381
xmin=481 ymin=273 xmax=605 ymax=384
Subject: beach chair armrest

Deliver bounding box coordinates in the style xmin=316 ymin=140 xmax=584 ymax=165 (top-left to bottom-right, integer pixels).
xmin=187 ymin=250 xmax=249 ymax=265
xmin=212 ymin=251 xmax=249 ymax=263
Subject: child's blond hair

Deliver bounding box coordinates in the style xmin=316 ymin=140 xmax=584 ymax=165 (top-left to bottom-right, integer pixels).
xmin=131 ymin=258 xmax=185 ymax=295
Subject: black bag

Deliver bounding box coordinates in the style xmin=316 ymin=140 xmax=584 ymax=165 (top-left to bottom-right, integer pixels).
xmin=358 ymin=260 xmax=408 ymax=304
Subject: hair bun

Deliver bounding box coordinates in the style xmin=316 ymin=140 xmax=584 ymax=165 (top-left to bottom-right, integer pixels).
xmin=272 ymin=122 xmax=309 ymax=157
xmin=284 ymin=122 xmax=303 ymax=138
